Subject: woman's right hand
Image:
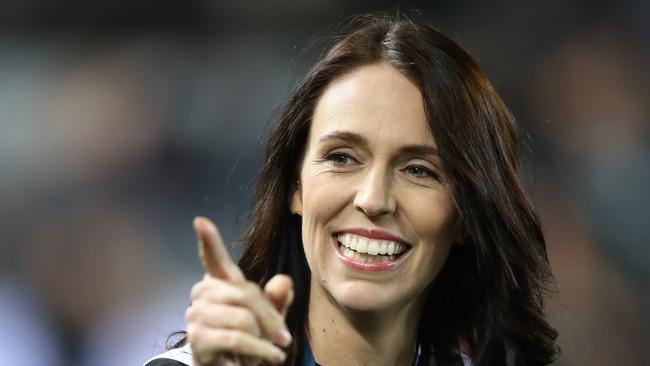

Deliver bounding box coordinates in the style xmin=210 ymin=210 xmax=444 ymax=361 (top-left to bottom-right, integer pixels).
xmin=186 ymin=217 xmax=294 ymax=366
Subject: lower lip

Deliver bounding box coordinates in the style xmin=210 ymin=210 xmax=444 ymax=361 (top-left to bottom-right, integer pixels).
xmin=332 ymin=236 xmax=410 ymax=272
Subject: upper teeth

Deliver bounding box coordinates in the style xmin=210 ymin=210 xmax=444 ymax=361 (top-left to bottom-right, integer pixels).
xmin=337 ymin=233 xmax=407 ymax=256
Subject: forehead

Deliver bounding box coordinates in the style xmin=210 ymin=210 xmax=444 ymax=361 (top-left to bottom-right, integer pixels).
xmin=310 ymin=62 xmax=434 ymax=147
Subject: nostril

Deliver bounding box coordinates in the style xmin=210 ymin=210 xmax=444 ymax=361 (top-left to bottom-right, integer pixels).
xmin=352 ymin=172 xmax=397 ymax=217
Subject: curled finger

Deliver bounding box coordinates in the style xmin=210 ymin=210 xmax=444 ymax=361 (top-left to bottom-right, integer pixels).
xmin=191 ymin=278 xmax=292 ymax=347
xmin=190 ymin=327 xmax=286 ymax=365
xmin=235 ymin=282 xmax=292 ymax=347
xmin=186 ymin=302 xmax=262 ymax=337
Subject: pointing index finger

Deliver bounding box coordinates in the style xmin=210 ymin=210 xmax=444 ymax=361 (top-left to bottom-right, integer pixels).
xmin=194 ymin=216 xmax=245 ymax=283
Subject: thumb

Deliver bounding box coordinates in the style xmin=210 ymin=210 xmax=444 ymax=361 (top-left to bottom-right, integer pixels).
xmin=263 ymin=274 xmax=294 ymax=318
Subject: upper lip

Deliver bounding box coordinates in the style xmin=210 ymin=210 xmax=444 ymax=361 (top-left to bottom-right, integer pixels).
xmin=334 ymin=228 xmax=411 ymax=246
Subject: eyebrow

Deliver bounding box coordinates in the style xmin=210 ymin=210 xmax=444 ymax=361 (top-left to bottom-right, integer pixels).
xmin=318 ymin=131 xmax=366 ymax=145
xmin=317 ymin=130 xmax=439 ymax=157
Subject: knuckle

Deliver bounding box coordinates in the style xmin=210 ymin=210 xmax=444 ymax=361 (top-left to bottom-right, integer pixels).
xmin=185 ymin=302 xmax=205 ymax=324
xmin=214 ymin=330 xmax=238 ymax=349
xmin=233 ymin=309 xmax=255 ymax=330
xmin=241 ymin=282 xmax=261 ymax=302
xmin=230 ymin=288 xmax=246 ymax=304
xmin=190 ymin=281 xmax=206 ymax=300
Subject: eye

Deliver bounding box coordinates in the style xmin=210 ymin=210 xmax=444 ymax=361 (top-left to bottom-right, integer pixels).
xmin=324 ymin=151 xmax=358 ymax=166
xmin=403 ymin=165 xmax=438 ymax=180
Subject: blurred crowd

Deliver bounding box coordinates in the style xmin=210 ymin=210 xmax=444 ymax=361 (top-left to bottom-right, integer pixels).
xmin=0 ymin=1 xmax=647 ymax=365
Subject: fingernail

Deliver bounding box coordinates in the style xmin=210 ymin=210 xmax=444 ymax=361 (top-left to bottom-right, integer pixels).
xmin=276 ymin=328 xmax=293 ymax=347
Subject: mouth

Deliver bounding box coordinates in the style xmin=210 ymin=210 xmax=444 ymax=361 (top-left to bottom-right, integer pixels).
xmin=333 ymin=231 xmax=412 ymax=272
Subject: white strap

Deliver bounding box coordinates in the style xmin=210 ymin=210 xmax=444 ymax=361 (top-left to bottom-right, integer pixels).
xmin=143 ymin=343 xmax=193 ymax=365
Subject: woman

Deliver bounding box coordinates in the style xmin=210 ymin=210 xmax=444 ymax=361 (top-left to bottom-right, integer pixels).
xmin=144 ymin=13 xmax=559 ymax=366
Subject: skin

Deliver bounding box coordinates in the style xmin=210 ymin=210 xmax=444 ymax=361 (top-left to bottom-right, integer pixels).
xmin=291 ymin=63 xmax=462 ymax=366
xmin=186 ymin=63 xmax=463 ymax=366
xmin=187 ymin=217 xmax=293 ymax=366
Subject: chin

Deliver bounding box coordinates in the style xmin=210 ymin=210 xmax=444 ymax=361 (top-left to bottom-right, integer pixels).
xmin=327 ymin=281 xmax=401 ymax=313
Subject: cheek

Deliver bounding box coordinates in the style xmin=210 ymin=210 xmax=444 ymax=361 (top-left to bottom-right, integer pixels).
xmin=409 ymin=207 xmax=457 ymax=288
xmin=299 ymin=177 xmax=342 ymax=255
xmin=416 ymin=199 xmax=457 ymax=281
xmin=300 ymin=173 xmax=355 ymax=272
xmin=404 ymin=190 xmax=458 ymax=244
xmin=301 ymin=171 xmax=351 ymax=223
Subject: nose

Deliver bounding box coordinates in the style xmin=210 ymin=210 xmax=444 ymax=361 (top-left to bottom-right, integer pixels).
xmin=353 ymin=166 xmax=396 ymax=217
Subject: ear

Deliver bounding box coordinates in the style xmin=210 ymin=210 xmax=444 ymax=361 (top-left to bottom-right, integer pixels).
xmin=289 ymin=180 xmax=303 ymax=215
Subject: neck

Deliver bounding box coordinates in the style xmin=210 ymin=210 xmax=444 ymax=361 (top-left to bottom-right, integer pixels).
xmin=306 ymin=281 xmax=426 ymax=366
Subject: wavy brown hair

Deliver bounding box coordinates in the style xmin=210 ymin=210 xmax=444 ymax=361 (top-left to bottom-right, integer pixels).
xmin=181 ymin=13 xmax=559 ymax=366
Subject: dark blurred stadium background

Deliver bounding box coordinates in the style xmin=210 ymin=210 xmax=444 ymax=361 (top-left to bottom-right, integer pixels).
xmin=0 ymin=1 xmax=647 ymax=365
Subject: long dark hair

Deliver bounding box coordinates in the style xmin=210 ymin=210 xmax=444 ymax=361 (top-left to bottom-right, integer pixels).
xmin=224 ymin=13 xmax=559 ymax=366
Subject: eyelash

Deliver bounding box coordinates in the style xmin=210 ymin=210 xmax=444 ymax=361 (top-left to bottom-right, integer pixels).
xmin=324 ymin=151 xmax=358 ymax=166
xmin=402 ymin=165 xmax=439 ymax=180
xmin=324 ymin=151 xmax=438 ymax=181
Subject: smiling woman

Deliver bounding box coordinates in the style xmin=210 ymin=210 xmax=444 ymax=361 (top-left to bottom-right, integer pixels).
xmin=292 ymin=64 xmax=461 ymax=323
xmin=144 ymin=13 xmax=559 ymax=366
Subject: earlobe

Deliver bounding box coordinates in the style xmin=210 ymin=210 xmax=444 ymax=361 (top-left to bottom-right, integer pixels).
xmin=290 ymin=180 xmax=303 ymax=215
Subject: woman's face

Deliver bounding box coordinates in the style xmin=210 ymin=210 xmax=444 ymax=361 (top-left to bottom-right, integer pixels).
xmin=291 ymin=63 xmax=461 ymax=312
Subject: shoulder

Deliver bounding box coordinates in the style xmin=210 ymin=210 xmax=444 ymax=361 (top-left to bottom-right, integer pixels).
xmin=142 ymin=343 xmax=193 ymax=366
xmin=143 ymin=359 xmax=187 ymax=366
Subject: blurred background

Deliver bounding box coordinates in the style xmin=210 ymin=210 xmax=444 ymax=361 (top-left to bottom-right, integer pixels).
xmin=0 ymin=1 xmax=647 ymax=365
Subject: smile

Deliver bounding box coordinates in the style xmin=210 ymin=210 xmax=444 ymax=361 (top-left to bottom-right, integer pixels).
xmin=333 ymin=231 xmax=411 ymax=272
